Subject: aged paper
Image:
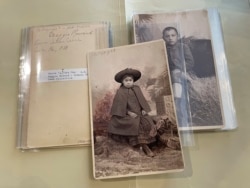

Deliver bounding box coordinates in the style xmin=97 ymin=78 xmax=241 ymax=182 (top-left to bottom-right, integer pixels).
xmin=25 ymin=23 xmax=109 ymax=148
xmin=88 ymin=40 xmax=184 ymax=179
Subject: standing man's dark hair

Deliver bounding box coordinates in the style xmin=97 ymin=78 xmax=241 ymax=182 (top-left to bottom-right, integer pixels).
xmin=162 ymin=26 xmax=179 ymax=37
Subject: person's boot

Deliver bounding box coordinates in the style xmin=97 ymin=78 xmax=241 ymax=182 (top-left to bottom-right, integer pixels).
xmin=141 ymin=144 xmax=154 ymax=157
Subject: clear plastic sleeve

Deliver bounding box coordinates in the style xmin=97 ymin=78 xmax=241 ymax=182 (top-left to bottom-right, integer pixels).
xmin=207 ymin=8 xmax=238 ymax=130
xmin=17 ymin=22 xmax=111 ymax=150
xmin=126 ymin=6 xmax=237 ymax=148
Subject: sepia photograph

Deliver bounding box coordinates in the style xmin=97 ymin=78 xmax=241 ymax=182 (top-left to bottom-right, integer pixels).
xmin=133 ymin=9 xmax=224 ymax=130
xmin=87 ymin=40 xmax=184 ymax=179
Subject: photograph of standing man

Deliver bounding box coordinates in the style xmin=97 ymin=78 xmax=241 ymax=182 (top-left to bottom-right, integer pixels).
xmin=162 ymin=27 xmax=194 ymax=126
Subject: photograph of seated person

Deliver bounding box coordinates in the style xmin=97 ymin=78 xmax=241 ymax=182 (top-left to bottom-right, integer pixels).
xmin=108 ymin=68 xmax=156 ymax=157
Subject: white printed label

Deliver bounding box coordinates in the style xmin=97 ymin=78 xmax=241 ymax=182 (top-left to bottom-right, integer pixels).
xmin=37 ymin=68 xmax=88 ymax=82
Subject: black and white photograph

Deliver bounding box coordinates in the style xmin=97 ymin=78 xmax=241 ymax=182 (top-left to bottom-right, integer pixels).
xmin=133 ymin=9 xmax=224 ymax=130
xmin=87 ymin=40 xmax=184 ymax=179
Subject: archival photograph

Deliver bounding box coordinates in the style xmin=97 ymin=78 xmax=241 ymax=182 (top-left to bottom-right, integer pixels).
xmin=87 ymin=40 xmax=184 ymax=179
xmin=133 ymin=9 xmax=224 ymax=130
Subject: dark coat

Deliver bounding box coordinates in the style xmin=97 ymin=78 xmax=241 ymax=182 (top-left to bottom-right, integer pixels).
xmin=166 ymin=42 xmax=194 ymax=72
xmin=108 ymin=85 xmax=151 ymax=136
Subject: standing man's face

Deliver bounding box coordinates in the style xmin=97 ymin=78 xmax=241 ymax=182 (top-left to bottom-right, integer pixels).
xmin=163 ymin=29 xmax=178 ymax=46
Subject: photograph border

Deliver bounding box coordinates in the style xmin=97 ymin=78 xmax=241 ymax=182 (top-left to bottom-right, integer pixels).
xmin=132 ymin=9 xmax=225 ymax=131
xmin=87 ymin=40 xmax=185 ymax=179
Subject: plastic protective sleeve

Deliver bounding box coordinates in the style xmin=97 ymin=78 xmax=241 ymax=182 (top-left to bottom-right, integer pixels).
xmin=207 ymin=8 xmax=238 ymax=130
xmin=128 ymin=7 xmax=238 ymax=136
xmin=17 ymin=28 xmax=31 ymax=150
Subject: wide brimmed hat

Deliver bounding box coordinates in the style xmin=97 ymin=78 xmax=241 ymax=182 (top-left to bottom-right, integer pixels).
xmin=114 ymin=68 xmax=141 ymax=83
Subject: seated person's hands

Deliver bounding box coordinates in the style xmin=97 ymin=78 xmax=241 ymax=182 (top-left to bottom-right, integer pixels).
xmin=141 ymin=110 xmax=147 ymax=116
xmin=127 ymin=111 xmax=137 ymax=118
xmin=154 ymin=87 xmax=164 ymax=98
